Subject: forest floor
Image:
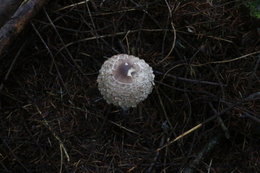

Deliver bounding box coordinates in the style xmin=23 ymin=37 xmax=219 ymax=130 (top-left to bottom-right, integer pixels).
xmin=0 ymin=0 xmax=259 ymax=172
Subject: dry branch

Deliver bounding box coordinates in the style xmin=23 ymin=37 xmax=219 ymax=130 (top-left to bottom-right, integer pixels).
xmin=0 ymin=0 xmax=24 ymax=27
xmin=183 ymin=134 xmax=222 ymax=173
xmin=0 ymin=0 xmax=49 ymax=56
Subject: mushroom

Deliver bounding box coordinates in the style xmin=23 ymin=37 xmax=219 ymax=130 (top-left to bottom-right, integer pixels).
xmin=97 ymin=54 xmax=154 ymax=109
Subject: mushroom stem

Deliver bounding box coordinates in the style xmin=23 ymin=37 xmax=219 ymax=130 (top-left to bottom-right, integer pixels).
xmin=121 ymin=107 xmax=129 ymax=116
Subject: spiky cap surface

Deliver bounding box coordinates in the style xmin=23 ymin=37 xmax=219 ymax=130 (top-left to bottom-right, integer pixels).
xmin=97 ymin=54 xmax=154 ymax=108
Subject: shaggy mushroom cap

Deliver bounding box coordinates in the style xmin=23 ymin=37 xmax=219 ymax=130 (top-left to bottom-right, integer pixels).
xmin=97 ymin=54 xmax=154 ymax=108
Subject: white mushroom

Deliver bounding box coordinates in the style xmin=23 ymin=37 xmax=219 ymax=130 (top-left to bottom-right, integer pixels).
xmin=97 ymin=54 xmax=154 ymax=109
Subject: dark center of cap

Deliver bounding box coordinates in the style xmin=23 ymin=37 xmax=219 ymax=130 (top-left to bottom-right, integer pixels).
xmin=113 ymin=61 xmax=136 ymax=83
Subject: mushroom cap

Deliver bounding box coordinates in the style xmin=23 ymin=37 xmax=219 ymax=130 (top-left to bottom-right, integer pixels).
xmin=97 ymin=54 xmax=154 ymax=108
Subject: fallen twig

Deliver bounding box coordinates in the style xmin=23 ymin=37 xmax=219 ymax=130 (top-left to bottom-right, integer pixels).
xmin=157 ymin=93 xmax=259 ymax=151
xmin=0 ymin=0 xmax=49 ymax=56
xmin=0 ymin=0 xmax=24 ymax=27
xmin=209 ymin=102 xmax=230 ymax=139
xmin=182 ymin=134 xmax=222 ymax=173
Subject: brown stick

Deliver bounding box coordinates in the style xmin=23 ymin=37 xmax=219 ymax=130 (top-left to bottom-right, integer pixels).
xmin=0 ymin=0 xmax=49 ymax=56
xmin=0 ymin=0 xmax=24 ymax=27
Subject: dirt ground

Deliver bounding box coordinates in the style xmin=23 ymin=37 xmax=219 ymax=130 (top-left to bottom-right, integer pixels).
xmin=0 ymin=0 xmax=259 ymax=172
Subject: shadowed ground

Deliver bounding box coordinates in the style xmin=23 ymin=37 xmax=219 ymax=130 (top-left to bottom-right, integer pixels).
xmin=0 ymin=0 xmax=259 ymax=172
